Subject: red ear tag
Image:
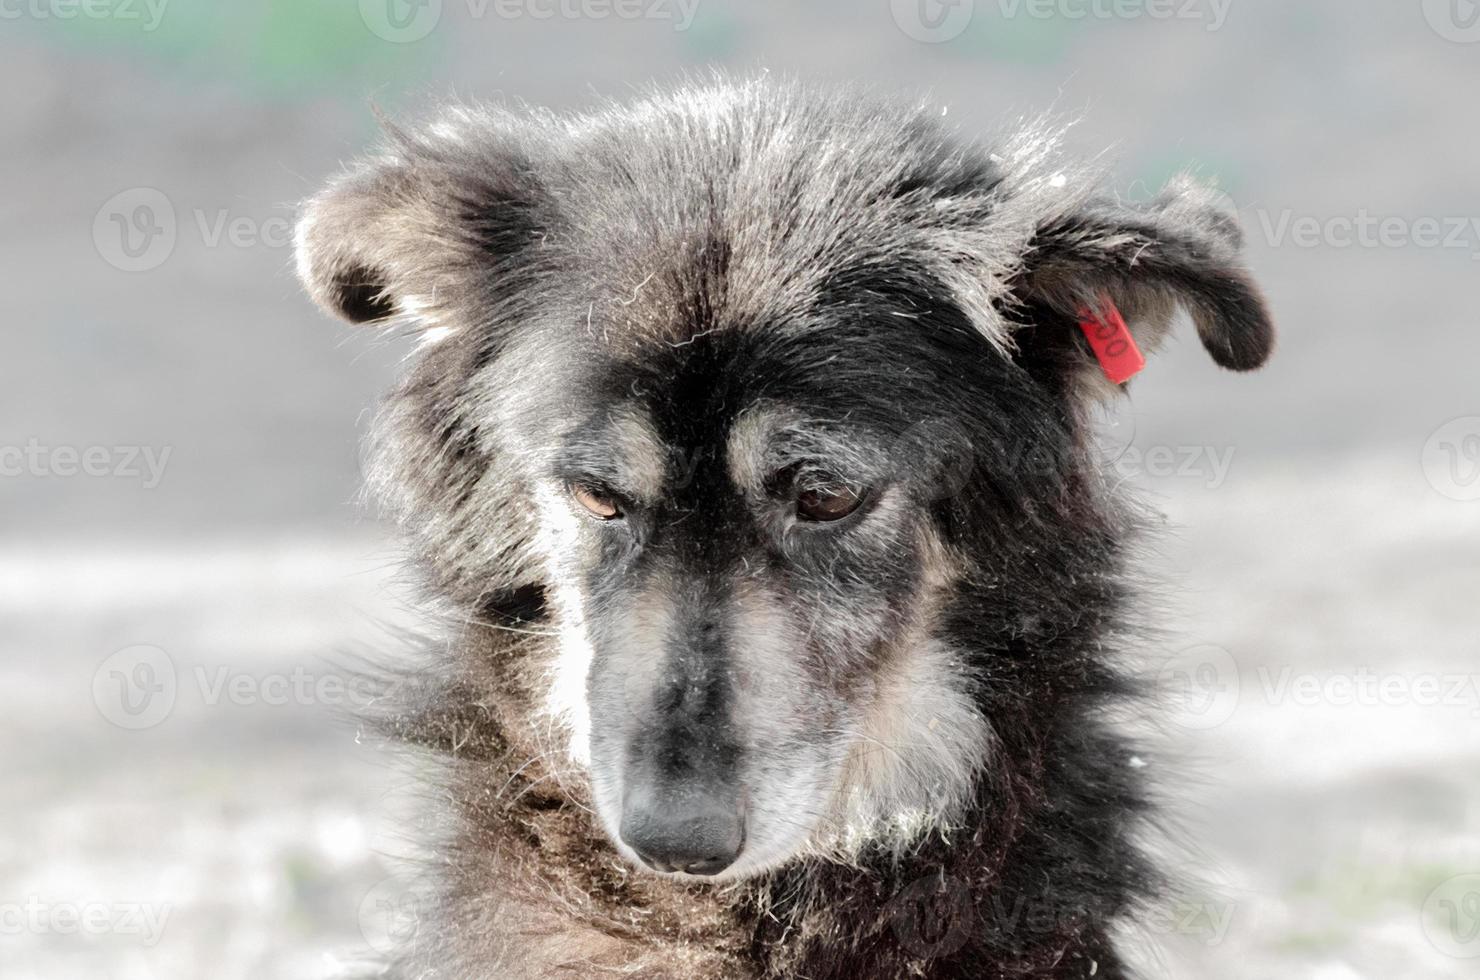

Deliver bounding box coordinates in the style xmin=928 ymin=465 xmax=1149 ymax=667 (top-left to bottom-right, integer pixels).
xmin=1078 ymin=300 xmax=1145 ymax=385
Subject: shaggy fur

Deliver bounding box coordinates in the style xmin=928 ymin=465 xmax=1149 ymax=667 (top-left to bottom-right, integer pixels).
xmin=297 ymin=78 xmax=1274 ymax=979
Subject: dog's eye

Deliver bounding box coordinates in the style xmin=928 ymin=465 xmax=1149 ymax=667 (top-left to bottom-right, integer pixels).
xmin=796 ymin=483 xmax=864 ymax=522
xmin=571 ymin=482 xmax=622 ymax=520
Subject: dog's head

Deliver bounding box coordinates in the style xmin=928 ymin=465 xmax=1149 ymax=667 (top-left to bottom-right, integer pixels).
xmin=297 ymin=82 xmax=1273 ymax=882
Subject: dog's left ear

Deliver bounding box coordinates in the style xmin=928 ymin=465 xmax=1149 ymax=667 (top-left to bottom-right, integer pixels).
xmin=1008 ymin=175 xmax=1274 ymax=383
xmin=294 ymin=118 xmax=551 ymax=330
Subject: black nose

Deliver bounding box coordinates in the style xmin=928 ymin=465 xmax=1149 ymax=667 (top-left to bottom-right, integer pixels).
xmin=619 ymin=784 xmax=745 ymax=876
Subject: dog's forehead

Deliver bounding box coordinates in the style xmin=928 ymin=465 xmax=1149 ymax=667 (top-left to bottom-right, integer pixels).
xmin=471 ymin=228 xmax=1004 ymax=491
xmin=555 ymin=346 xmax=901 ymax=501
xmin=557 ymin=113 xmax=987 ymax=356
xmin=556 ymin=373 xmax=786 ymax=493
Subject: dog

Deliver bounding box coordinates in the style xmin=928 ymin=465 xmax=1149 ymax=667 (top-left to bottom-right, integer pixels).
xmin=296 ymin=77 xmax=1274 ymax=979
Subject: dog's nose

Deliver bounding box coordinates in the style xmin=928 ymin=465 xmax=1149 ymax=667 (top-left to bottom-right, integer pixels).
xmin=619 ymin=784 xmax=745 ymax=876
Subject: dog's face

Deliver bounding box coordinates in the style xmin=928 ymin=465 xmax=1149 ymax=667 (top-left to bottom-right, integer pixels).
xmin=507 ymin=295 xmax=1015 ymax=881
xmin=296 ymin=83 xmax=1273 ymax=882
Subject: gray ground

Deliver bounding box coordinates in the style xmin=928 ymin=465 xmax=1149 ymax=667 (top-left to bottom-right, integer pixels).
xmin=3 ymin=1 xmax=1478 ymax=977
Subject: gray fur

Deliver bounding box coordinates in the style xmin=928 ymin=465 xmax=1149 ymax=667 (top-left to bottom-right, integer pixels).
xmin=297 ymin=77 xmax=1274 ymax=979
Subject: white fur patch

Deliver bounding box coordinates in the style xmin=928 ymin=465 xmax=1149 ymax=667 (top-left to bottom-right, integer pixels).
xmin=417 ymin=324 xmax=456 ymax=347
xmin=531 ymin=480 xmax=596 ymax=767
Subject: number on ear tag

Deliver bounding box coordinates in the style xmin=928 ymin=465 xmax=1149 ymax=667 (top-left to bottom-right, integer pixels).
xmin=1078 ymin=300 xmax=1145 ymax=385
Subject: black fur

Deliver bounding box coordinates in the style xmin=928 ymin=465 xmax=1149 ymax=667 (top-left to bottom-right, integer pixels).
xmin=297 ymin=78 xmax=1274 ymax=979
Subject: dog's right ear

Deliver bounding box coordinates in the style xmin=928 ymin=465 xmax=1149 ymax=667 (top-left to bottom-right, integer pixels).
xmin=1004 ymin=174 xmax=1275 ymax=390
xmin=295 ymin=121 xmax=551 ymax=329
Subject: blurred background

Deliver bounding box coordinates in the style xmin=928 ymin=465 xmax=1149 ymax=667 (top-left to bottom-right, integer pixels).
xmin=2 ymin=1 xmax=1477 ymax=977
